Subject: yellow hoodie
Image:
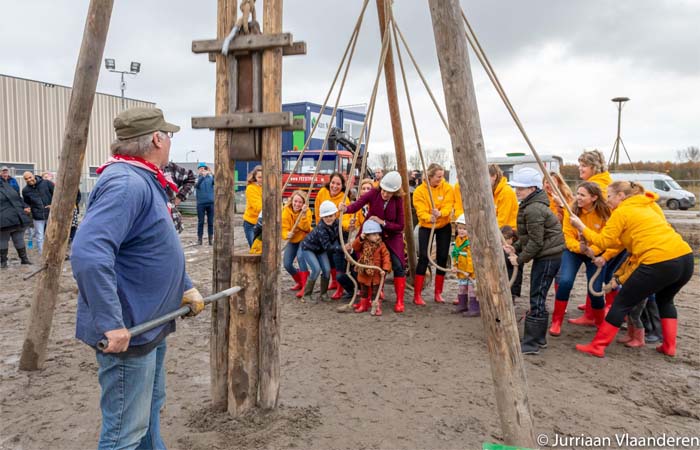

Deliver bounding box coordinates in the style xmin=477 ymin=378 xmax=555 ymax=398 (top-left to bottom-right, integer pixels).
xmin=281 ymin=204 xmax=313 ymax=244
xmin=243 ymin=183 xmax=262 ymax=225
xmin=452 ymin=235 xmax=474 ymax=279
xmin=583 ymin=193 xmax=691 ymax=266
xmin=314 ymin=187 xmax=351 ymax=231
xmin=562 ymin=208 xmax=622 ymax=261
xmin=587 ymin=171 xmax=613 ymax=200
xmin=454 ymin=182 xmax=464 ymax=218
xmin=413 ymin=179 xmax=455 ymax=228
xmin=493 ymin=176 xmax=518 ymax=229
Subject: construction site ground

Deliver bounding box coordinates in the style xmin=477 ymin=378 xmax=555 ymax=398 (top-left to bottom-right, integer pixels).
xmin=1 ymin=215 xmax=698 ymax=450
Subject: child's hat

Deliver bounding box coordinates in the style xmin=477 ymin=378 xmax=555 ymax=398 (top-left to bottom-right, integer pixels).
xmin=362 ymin=220 xmax=382 ymax=234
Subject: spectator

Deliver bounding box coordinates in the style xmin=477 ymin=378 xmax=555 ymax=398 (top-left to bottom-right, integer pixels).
xmin=242 ymin=165 xmax=263 ymax=247
xmin=1 ymin=166 xmax=20 ymax=193
xmin=195 ymin=162 xmax=215 ymax=245
xmin=22 ymin=171 xmax=54 ymax=255
xmin=163 ymin=161 xmax=196 ymax=233
xmin=1 ymin=174 xmax=32 ymax=267
xmin=373 ymin=168 xmax=384 ymax=188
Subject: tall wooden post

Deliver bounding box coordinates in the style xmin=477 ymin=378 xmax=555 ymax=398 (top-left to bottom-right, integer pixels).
xmin=19 ymin=0 xmax=114 ymax=371
xmin=258 ymin=0 xmax=283 ymax=409
xmin=376 ymin=0 xmax=417 ymax=281
xmin=428 ymin=1 xmax=536 ymax=447
xmin=211 ymin=0 xmax=237 ymax=411
xmin=229 ymin=255 xmax=261 ymax=416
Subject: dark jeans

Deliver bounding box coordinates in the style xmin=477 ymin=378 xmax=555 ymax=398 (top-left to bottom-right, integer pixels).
xmin=388 ymin=247 xmax=405 ymax=277
xmin=0 ymin=227 xmax=26 ymax=251
xmin=331 ymin=249 xmax=355 ymax=293
xmin=417 ymin=225 xmax=451 ymax=276
xmin=603 ymin=250 xmax=628 ymax=284
xmin=528 ymin=256 xmax=561 ymax=318
xmin=197 ymin=202 xmax=214 ymax=240
xmin=606 ymin=253 xmax=694 ymax=327
xmin=506 ymin=252 xmax=524 ymax=297
xmin=555 ymin=249 xmax=605 ymax=309
xmin=242 ymin=220 xmax=255 ymax=248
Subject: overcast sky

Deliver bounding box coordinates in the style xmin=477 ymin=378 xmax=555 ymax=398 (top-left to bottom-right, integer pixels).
xmin=2 ymin=0 xmax=699 ymax=165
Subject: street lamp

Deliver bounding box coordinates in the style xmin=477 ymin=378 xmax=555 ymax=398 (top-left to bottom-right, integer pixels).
xmin=608 ymin=96 xmax=634 ymax=171
xmin=104 ymin=58 xmax=141 ymax=109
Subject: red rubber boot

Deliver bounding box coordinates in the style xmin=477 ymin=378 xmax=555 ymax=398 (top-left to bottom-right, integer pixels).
xmin=568 ymin=296 xmax=596 ymax=326
xmin=434 ymin=274 xmax=445 ymax=304
xmin=393 ymin=276 xmax=406 ymax=313
xmin=355 ymin=295 xmax=371 ymax=313
xmin=290 ymin=272 xmax=303 ymax=291
xmin=592 ymin=308 xmax=606 ymax=328
xmin=329 ymin=269 xmax=338 ymax=290
xmin=295 ymin=271 xmax=309 ymax=299
xmin=575 ymin=321 xmax=620 ymax=358
xmin=656 ymin=318 xmax=677 ymax=356
xmin=549 ymin=299 xmax=568 ymax=336
xmin=604 ymin=289 xmax=618 ymax=316
xmin=330 ymin=284 xmax=344 ymax=300
xmin=413 ymin=275 xmax=426 ymax=306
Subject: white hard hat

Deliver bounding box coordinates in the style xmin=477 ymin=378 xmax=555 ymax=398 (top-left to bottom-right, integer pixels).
xmin=379 ymin=171 xmax=402 ymax=193
xmin=509 ymin=167 xmax=543 ymax=189
xmin=455 ymin=214 xmax=466 ymax=225
xmin=319 ymin=200 xmax=338 ymax=218
xmin=362 ymin=220 xmax=382 ymax=234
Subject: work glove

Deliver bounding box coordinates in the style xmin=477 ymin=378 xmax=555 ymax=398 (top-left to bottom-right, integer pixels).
xmin=181 ymin=288 xmax=205 ymax=317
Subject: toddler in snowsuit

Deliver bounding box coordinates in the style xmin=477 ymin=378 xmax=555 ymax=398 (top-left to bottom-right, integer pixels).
xmin=351 ymin=220 xmax=392 ymax=316
xmin=451 ymin=214 xmax=479 ymax=317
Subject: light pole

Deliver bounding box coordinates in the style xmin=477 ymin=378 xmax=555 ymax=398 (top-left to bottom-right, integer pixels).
xmin=608 ymin=96 xmax=635 ymax=171
xmin=185 ymin=150 xmax=196 ymax=162
xmin=104 ymin=59 xmax=141 ymax=109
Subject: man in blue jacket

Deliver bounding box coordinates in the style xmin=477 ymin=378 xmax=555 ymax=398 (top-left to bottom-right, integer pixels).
xmin=1 ymin=166 xmax=20 ymax=192
xmin=72 ymin=107 xmax=205 ymax=449
xmin=194 ymin=162 xmax=215 ymax=245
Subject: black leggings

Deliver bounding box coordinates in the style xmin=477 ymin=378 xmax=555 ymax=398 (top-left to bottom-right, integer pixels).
xmin=416 ymin=225 xmax=451 ymax=276
xmin=606 ymin=253 xmax=694 ymax=327
xmin=0 ymin=228 xmax=26 ymax=251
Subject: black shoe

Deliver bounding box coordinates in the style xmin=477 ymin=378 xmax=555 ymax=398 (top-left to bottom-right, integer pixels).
xmin=18 ymin=247 xmax=32 ymax=265
xmin=208 ymin=236 xmax=213 ymax=246
xmin=521 ymin=315 xmax=548 ymax=355
xmin=0 ymin=248 xmax=7 ymax=268
xmin=197 ymin=238 xmax=203 ymax=246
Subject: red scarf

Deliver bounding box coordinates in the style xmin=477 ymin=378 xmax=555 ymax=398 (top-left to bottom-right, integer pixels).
xmin=96 ymin=154 xmax=179 ymax=193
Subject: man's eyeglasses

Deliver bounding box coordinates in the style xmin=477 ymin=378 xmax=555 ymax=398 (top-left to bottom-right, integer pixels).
xmin=161 ymin=131 xmax=174 ymax=138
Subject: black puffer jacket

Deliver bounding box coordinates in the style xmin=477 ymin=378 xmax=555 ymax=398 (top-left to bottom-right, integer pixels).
xmin=0 ymin=179 xmax=31 ymax=231
xmin=22 ymin=177 xmax=54 ymax=220
xmin=513 ymin=188 xmax=565 ymax=264
xmin=301 ymin=219 xmax=340 ymax=253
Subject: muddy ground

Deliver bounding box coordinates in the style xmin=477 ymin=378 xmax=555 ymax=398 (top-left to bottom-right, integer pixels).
xmin=1 ymin=215 xmax=698 ymax=450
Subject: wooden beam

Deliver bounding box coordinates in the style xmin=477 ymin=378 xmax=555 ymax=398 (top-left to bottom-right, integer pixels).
xmin=258 ymin=0 xmax=283 ymax=410
xmin=228 ymin=255 xmax=261 ymax=416
xmin=19 ymin=0 xmax=114 ymax=370
xmin=193 ymin=33 xmax=292 ymax=54
xmin=207 ymin=41 xmax=306 ymax=62
xmin=191 ymin=112 xmax=294 ymax=130
xmin=427 ymin=1 xmax=536 ymax=447
xmin=283 ymin=117 xmax=305 ymax=131
xmin=210 ymin=0 xmax=237 ymax=412
xmin=376 ymin=0 xmax=417 ymax=282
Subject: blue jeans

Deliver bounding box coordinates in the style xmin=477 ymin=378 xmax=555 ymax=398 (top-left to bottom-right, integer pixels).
xmin=283 ymin=242 xmax=307 ymax=276
xmin=529 ymin=257 xmax=561 ymax=318
xmin=299 ymin=249 xmax=330 ymax=281
xmin=242 ymin=220 xmax=256 ymax=248
xmin=197 ymin=202 xmax=214 ymax=240
xmin=96 ymin=340 xmax=167 ymax=450
xmin=555 ymin=250 xmax=605 ymax=309
xmin=33 ymin=219 xmax=46 ymax=254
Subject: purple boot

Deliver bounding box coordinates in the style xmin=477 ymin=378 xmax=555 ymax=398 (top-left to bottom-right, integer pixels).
xmin=453 ymin=294 xmax=469 ymax=314
xmin=464 ymin=295 xmax=480 ymax=317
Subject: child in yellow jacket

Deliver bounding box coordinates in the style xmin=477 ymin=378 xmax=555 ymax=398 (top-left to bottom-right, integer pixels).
xmin=451 ymin=214 xmax=479 ymax=317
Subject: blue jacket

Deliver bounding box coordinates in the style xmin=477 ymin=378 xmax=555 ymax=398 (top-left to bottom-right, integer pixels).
xmin=3 ymin=176 xmax=20 ymax=193
xmin=195 ymin=174 xmax=215 ymax=204
xmin=301 ymin=219 xmax=340 ymax=253
xmin=72 ymin=163 xmax=192 ymax=348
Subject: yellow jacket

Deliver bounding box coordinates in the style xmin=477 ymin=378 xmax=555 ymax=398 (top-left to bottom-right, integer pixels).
xmin=452 ymin=235 xmax=474 ymax=279
xmin=454 ymin=182 xmax=464 ymax=218
xmin=587 ymin=171 xmax=612 ymax=199
xmin=583 ymin=194 xmax=691 ymax=266
xmin=314 ymin=187 xmax=351 ymax=231
xmin=413 ymin=179 xmax=455 ymax=228
xmin=493 ymin=176 xmax=518 ymax=229
xmin=281 ymin=204 xmax=312 ymax=244
xmin=243 ymin=184 xmax=262 ymax=225
xmin=562 ymin=208 xmax=621 ymax=261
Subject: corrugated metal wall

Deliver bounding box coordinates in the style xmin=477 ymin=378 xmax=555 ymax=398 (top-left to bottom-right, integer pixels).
xmin=0 ymin=74 xmax=154 ymax=194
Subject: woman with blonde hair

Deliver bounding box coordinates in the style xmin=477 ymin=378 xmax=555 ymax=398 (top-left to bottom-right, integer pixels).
xmin=242 ymin=165 xmax=263 ymax=247
xmin=282 ymin=190 xmax=313 ymax=297
xmin=570 ymin=181 xmax=693 ymax=358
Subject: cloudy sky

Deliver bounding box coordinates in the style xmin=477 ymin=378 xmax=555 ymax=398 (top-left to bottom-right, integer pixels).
xmin=2 ymin=0 xmax=699 ymax=165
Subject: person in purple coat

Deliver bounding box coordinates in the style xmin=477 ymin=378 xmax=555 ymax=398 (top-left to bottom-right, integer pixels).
xmin=340 ymin=171 xmax=407 ymax=313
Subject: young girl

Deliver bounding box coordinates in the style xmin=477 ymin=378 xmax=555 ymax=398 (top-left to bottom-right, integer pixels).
xmin=351 ymin=220 xmax=392 ymax=315
xmin=282 ymin=190 xmax=313 ymax=297
xmin=300 ymin=200 xmax=341 ymax=303
xmin=250 ymin=211 xmax=263 ymax=255
xmin=451 ymin=214 xmax=479 ymax=317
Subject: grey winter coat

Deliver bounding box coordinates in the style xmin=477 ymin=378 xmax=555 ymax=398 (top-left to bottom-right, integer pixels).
xmin=513 ymin=189 xmax=565 ymax=265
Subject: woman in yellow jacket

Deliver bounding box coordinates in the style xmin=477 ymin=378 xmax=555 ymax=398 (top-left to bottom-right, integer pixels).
xmin=243 ymin=165 xmax=263 ymax=248
xmin=412 ymin=163 xmax=455 ymax=305
xmin=549 ymin=182 xmax=622 ymax=336
xmin=282 ymin=190 xmax=313 ymax=297
xmin=489 ymin=164 xmax=521 ymax=300
xmin=314 ymin=172 xmax=355 ymax=296
xmin=570 ymin=181 xmax=694 ymax=358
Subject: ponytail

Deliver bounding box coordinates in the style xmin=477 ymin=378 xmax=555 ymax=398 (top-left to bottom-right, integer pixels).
xmin=609 ymin=180 xmax=645 ymax=198
xmin=629 ymin=181 xmax=645 ymax=196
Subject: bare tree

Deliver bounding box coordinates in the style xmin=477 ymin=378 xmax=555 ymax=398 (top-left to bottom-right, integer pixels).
xmin=676 ymin=146 xmax=700 ymax=162
xmin=424 ymin=147 xmax=449 ymax=168
xmin=408 ymin=150 xmax=422 ymax=171
xmin=377 ymin=152 xmax=397 ymax=171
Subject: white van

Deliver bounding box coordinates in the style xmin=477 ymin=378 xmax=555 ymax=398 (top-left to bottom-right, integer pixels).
xmin=609 ymin=171 xmax=696 ymax=210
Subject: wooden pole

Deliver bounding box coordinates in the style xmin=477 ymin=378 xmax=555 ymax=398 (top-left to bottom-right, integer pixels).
xmin=211 ymin=0 xmax=237 ymax=411
xmin=376 ymin=0 xmax=417 ymax=282
xmin=19 ymin=0 xmax=114 ymax=371
xmin=258 ymin=0 xmax=283 ymax=409
xmin=228 ymin=255 xmax=261 ymax=416
xmin=427 ymin=1 xmax=536 ymax=447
